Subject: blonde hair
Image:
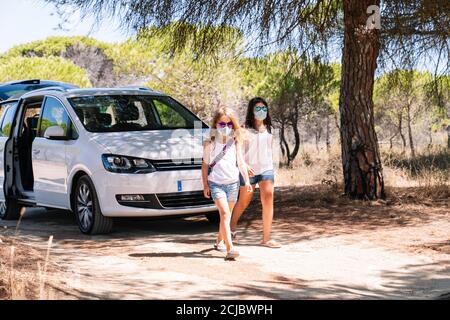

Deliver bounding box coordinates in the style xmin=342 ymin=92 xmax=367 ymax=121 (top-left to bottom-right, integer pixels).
xmin=209 ymin=107 xmax=243 ymax=143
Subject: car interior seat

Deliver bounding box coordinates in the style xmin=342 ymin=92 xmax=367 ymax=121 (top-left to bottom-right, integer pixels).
xmin=112 ymin=103 xmax=141 ymax=130
xmin=20 ymin=114 xmax=40 ymax=190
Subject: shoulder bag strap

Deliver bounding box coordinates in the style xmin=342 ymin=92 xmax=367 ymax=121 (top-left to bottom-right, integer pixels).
xmin=209 ymin=138 xmax=235 ymax=169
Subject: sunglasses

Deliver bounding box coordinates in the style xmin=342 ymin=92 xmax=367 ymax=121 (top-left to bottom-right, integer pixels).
xmin=255 ymin=106 xmax=268 ymax=112
xmin=217 ymin=121 xmax=234 ymax=128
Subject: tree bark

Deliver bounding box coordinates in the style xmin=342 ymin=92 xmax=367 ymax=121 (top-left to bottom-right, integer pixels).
xmin=389 ymin=132 xmax=398 ymax=151
xmin=406 ymin=102 xmax=415 ymax=158
xmin=427 ymin=126 xmax=433 ymax=150
xmin=314 ymin=126 xmax=321 ymax=153
xmin=280 ymin=123 xmax=291 ymax=165
xmin=289 ymin=116 xmax=301 ymax=165
xmin=326 ymin=114 xmax=331 ymax=153
xmin=447 ymin=126 xmax=450 ymax=149
xmin=398 ymin=113 xmax=407 ymax=153
xmin=339 ymin=0 xmax=385 ymax=199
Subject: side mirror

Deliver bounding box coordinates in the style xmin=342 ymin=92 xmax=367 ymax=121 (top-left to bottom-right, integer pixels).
xmin=44 ymin=126 xmax=67 ymax=140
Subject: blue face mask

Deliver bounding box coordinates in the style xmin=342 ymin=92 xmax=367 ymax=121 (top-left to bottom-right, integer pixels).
xmin=254 ymin=109 xmax=267 ymax=121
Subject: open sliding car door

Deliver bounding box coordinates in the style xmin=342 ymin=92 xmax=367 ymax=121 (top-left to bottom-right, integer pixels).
xmin=0 ymin=99 xmax=22 ymax=219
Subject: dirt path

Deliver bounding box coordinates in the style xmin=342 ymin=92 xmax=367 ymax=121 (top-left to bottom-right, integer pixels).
xmin=1 ymin=186 xmax=449 ymax=299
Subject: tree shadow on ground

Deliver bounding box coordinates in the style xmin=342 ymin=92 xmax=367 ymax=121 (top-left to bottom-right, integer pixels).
xmin=385 ymin=150 xmax=450 ymax=177
xmin=0 ymin=185 xmax=447 ymax=249
xmin=188 ymin=260 xmax=450 ymax=300
xmin=233 ymin=185 xmax=448 ymax=245
xmin=1 ymin=184 xmax=449 ymax=300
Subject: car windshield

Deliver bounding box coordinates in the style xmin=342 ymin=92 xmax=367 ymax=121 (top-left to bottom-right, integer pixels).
xmin=68 ymin=95 xmax=205 ymax=132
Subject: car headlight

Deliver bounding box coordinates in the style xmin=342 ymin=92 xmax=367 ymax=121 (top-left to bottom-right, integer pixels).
xmin=102 ymin=154 xmax=156 ymax=174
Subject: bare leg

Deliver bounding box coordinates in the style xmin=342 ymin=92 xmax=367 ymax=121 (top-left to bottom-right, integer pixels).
xmin=217 ymin=201 xmax=236 ymax=244
xmin=214 ymin=197 xmax=235 ymax=252
xmin=259 ymin=180 xmax=274 ymax=243
xmin=230 ymin=185 xmax=256 ymax=232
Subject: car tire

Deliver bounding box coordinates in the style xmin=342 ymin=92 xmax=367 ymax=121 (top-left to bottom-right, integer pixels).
xmin=74 ymin=175 xmax=113 ymax=235
xmin=0 ymin=198 xmax=22 ymax=220
xmin=205 ymin=211 xmax=220 ymax=224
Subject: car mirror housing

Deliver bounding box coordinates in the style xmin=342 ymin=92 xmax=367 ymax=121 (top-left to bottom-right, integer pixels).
xmin=44 ymin=125 xmax=67 ymax=140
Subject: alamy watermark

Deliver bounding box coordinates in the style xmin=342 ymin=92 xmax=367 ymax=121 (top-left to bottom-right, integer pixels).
xmin=167 ymin=121 xmax=281 ymax=173
xmin=366 ymin=5 xmax=381 ymax=30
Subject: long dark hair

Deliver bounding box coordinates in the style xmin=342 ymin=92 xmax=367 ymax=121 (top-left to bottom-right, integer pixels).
xmin=245 ymin=97 xmax=272 ymax=133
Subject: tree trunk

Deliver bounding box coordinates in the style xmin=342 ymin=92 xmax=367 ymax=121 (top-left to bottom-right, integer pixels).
xmin=280 ymin=123 xmax=291 ymax=165
xmin=406 ymin=103 xmax=415 ymax=158
xmin=339 ymin=0 xmax=385 ymax=199
xmin=389 ymin=132 xmax=398 ymax=151
xmin=398 ymin=113 xmax=407 ymax=154
xmin=326 ymin=114 xmax=331 ymax=153
xmin=315 ymin=128 xmax=321 ymax=153
xmin=427 ymin=127 xmax=433 ymax=150
xmin=290 ymin=117 xmax=301 ymax=164
xmin=447 ymin=126 xmax=450 ymax=149
xmin=279 ymin=123 xmax=286 ymax=158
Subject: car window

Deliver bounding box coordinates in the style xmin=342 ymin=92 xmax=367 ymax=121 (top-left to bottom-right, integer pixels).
xmin=0 ymin=101 xmax=16 ymax=125
xmin=153 ymin=99 xmax=187 ymax=128
xmin=38 ymin=97 xmax=70 ymax=137
xmin=70 ymin=122 xmax=79 ymax=139
xmin=0 ymin=105 xmax=16 ymax=137
xmin=68 ymin=95 xmax=204 ymax=132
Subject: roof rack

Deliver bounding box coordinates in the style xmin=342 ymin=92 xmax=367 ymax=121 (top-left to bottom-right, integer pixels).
xmin=24 ymin=86 xmax=73 ymax=95
xmin=11 ymin=79 xmax=41 ymax=85
xmin=117 ymin=86 xmax=154 ymax=91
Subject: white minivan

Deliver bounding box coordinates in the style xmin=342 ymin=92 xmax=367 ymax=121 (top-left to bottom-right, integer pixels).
xmin=0 ymin=86 xmax=217 ymax=234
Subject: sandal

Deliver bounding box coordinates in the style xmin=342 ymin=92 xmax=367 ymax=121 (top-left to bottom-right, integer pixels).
xmin=260 ymin=240 xmax=282 ymax=248
xmin=214 ymin=241 xmax=227 ymax=252
xmin=225 ymin=249 xmax=240 ymax=260
xmin=231 ymin=231 xmax=237 ymax=241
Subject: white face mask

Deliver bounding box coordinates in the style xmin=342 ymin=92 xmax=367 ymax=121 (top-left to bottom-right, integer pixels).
xmin=217 ymin=126 xmax=233 ymax=137
xmin=254 ymin=109 xmax=268 ymax=121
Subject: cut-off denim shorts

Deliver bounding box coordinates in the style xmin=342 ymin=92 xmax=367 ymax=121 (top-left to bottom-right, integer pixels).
xmin=239 ymin=169 xmax=275 ymax=186
xmin=208 ymin=180 xmax=239 ymax=202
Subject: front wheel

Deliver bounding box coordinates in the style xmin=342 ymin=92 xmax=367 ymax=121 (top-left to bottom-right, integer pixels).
xmin=0 ymin=198 xmax=22 ymax=220
xmin=74 ymin=176 xmax=113 ymax=235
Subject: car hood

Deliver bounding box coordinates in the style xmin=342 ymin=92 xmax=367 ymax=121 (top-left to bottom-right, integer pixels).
xmin=89 ymin=129 xmax=207 ymax=160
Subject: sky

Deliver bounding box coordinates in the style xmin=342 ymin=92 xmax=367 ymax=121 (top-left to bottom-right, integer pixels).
xmin=0 ymin=0 xmax=130 ymax=53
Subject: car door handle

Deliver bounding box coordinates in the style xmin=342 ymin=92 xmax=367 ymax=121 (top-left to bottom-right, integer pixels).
xmin=32 ymin=149 xmax=40 ymax=155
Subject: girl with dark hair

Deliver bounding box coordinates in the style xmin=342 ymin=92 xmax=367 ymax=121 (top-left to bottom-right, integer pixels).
xmin=230 ymin=97 xmax=281 ymax=248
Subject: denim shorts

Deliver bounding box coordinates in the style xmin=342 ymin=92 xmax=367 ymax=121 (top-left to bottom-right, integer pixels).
xmin=208 ymin=180 xmax=239 ymax=202
xmin=239 ymin=170 xmax=275 ymax=186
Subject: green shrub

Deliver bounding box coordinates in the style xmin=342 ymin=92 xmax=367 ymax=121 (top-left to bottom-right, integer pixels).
xmin=2 ymin=36 xmax=110 ymax=59
xmin=0 ymin=56 xmax=91 ymax=87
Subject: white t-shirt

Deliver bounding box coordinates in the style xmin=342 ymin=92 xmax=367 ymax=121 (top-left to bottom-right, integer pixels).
xmin=207 ymin=140 xmax=239 ymax=185
xmin=243 ymin=128 xmax=274 ymax=175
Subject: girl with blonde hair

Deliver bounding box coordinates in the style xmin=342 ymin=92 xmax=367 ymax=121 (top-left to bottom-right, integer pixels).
xmin=202 ymin=107 xmax=252 ymax=260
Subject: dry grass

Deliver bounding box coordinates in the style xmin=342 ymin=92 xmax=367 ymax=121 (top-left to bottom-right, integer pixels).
xmin=276 ymin=144 xmax=342 ymax=190
xmin=276 ymin=143 xmax=449 ymax=200
xmin=0 ymin=229 xmax=56 ymax=300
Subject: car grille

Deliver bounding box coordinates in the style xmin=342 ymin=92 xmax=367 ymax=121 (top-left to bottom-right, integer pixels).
xmin=156 ymin=191 xmax=213 ymax=208
xmin=151 ymin=158 xmax=202 ymax=171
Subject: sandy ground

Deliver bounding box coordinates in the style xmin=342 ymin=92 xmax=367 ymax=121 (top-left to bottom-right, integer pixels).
xmin=0 ymin=185 xmax=449 ymax=300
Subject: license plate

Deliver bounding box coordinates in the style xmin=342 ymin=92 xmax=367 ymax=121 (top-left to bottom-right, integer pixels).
xmin=177 ymin=179 xmax=201 ymax=192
